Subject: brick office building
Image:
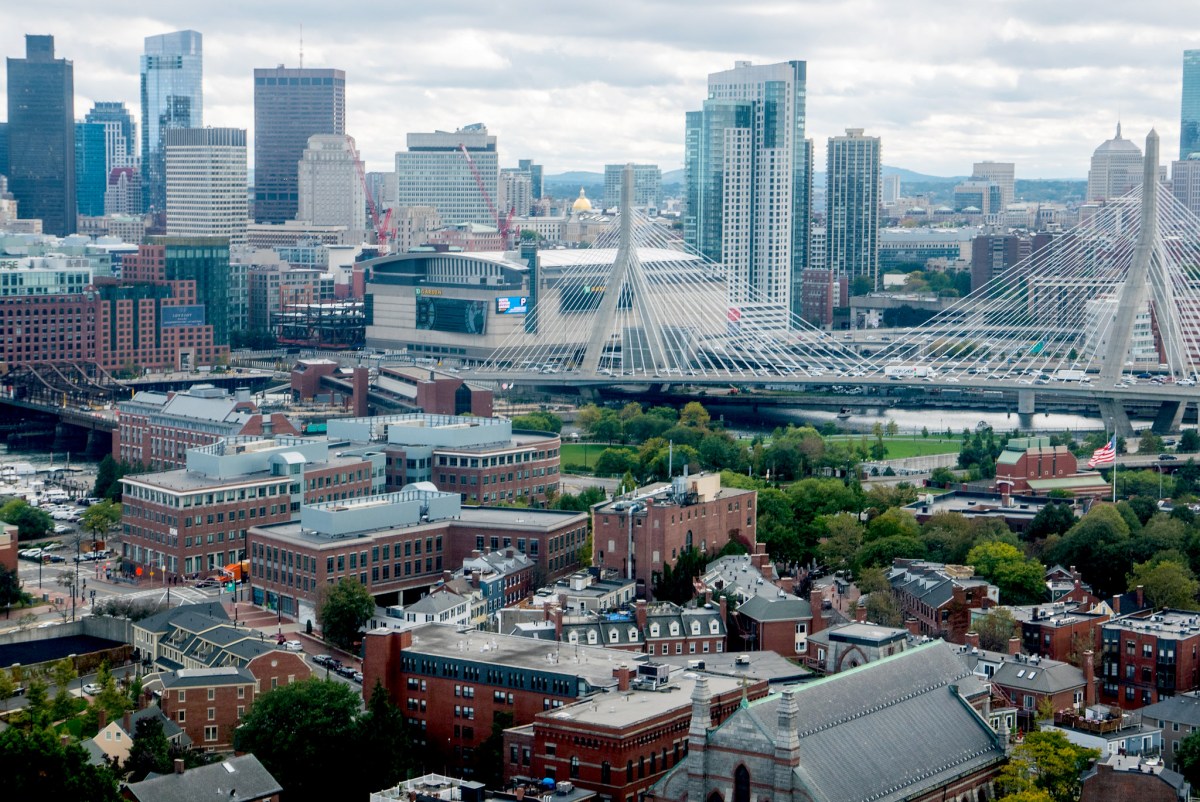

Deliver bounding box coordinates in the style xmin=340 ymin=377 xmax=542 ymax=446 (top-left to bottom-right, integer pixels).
xmin=504 ymin=668 xmax=769 ymax=802
xmin=363 ymin=623 xmax=642 ymax=775
xmin=593 ymin=474 xmax=756 ymax=597
xmin=1014 ymin=604 xmax=1109 ymax=663
xmin=327 ymin=413 xmax=558 ymax=505
xmin=115 ymin=385 xmax=299 ymax=470
xmin=121 ymin=435 xmax=382 ymax=576
xmin=1100 ymin=609 xmax=1200 ymax=710
xmin=248 ymin=487 xmax=588 ymax=627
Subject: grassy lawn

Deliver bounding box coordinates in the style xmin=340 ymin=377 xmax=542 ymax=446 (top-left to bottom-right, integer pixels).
xmin=826 ymin=436 xmax=962 ymax=459
xmin=560 ymin=443 xmax=617 ymax=467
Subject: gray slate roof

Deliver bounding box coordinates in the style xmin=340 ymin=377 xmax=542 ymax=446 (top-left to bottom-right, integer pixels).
xmin=136 ymin=602 xmax=228 ymax=635
xmin=159 ymin=666 xmax=256 ymax=689
xmin=124 ymin=754 xmax=282 ymax=802
xmin=737 ymin=595 xmax=813 ymax=623
xmin=1141 ymin=692 xmax=1200 ymax=728
xmin=657 ymin=640 xmax=1004 ymax=802
xmin=991 ymin=658 xmax=1084 ymax=695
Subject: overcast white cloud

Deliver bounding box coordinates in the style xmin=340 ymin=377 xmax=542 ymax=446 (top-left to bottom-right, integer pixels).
xmin=2 ymin=0 xmax=1196 ymax=178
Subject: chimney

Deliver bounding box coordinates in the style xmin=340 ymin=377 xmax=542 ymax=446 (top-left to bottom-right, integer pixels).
xmin=703 ymin=589 xmax=713 ymax=606
xmin=965 ymin=631 xmax=980 ymax=650
xmin=905 ymin=617 xmax=920 ymax=636
xmin=442 ymin=570 xmax=452 ymax=584
xmin=506 ymin=547 xmax=515 ymax=559
xmin=1111 ymin=594 xmax=1122 ymax=615
xmin=779 ymin=576 xmax=795 ymax=595
xmin=515 ymin=789 xmax=525 ymax=802
xmin=471 ymin=549 xmax=482 ymax=559
xmin=1033 ymin=607 xmax=1041 ymax=621
xmin=751 ymin=543 xmax=769 ymax=571
xmin=1083 ymin=650 xmax=1096 ymax=707
xmin=854 ymin=601 xmax=867 ymax=623
xmin=97 ymin=709 xmax=107 ymax=730
xmin=352 ymin=366 xmax=370 ymax=417
xmin=1007 ymin=637 xmax=1021 ymax=656
xmin=471 ymin=569 xmax=482 ymax=588
xmin=635 ymin=599 xmax=648 ymax=631
xmin=1136 ymin=585 xmax=1145 ymax=609
xmin=553 ymin=606 xmax=563 ymax=639
xmin=613 ymin=664 xmax=633 ymax=691
xmin=123 ymin=710 xmax=131 ymax=734
xmin=718 ymin=596 xmax=728 ymax=625
xmin=61 ymin=734 xmax=70 ymax=747
xmin=174 ymin=758 xmax=185 ymax=775
xmin=809 ymin=588 xmax=825 ymax=634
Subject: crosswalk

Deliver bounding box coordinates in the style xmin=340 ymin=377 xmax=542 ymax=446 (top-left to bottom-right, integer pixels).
xmin=123 ymin=586 xmax=212 ymax=605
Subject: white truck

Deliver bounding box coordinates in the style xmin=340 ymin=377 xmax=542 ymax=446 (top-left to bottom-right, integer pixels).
xmin=884 ymin=365 xmax=934 ymax=379
xmin=1053 ymin=369 xmax=1088 ymax=381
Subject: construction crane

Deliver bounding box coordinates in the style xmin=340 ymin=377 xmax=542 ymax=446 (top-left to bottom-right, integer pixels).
xmin=458 ymin=143 xmax=516 ymax=249
xmin=346 ymin=135 xmax=396 ymax=253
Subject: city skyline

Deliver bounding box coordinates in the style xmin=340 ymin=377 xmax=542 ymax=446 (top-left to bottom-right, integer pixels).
xmin=1 ymin=1 xmax=1197 ymax=179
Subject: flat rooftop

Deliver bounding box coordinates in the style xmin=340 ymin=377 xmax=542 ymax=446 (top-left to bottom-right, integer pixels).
xmin=396 ymin=622 xmax=643 ymax=686
xmin=540 ymin=670 xmax=748 ymax=729
xmin=1106 ymin=610 xmax=1200 ymax=640
xmin=657 ymin=651 xmax=812 ymax=685
xmin=125 ymin=453 xmax=369 ymax=492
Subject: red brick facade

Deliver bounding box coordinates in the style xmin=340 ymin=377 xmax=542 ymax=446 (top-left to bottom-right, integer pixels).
xmin=1101 ymin=611 xmax=1200 ymax=709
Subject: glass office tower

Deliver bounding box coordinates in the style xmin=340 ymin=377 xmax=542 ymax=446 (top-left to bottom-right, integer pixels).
xmin=141 ymin=30 xmax=203 ymax=215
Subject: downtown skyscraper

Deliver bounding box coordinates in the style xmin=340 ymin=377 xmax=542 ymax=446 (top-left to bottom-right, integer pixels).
xmin=141 ymin=30 xmax=203 ymax=216
xmin=826 ymin=128 xmax=881 ymax=291
xmin=825 ymin=130 xmax=883 ymax=292
xmin=684 ymin=60 xmax=811 ymax=328
xmin=6 ymin=35 xmax=76 ymax=235
xmin=253 ymin=67 xmax=346 ymax=223
xmin=1182 ymin=50 xmax=1200 ymax=160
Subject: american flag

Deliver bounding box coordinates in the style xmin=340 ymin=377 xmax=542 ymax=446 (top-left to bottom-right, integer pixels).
xmin=1088 ymin=435 xmax=1117 ymax=468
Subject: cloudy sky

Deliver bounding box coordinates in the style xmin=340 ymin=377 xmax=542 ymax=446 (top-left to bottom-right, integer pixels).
xmin=2 ymin=0 xmax=1196 ymax=178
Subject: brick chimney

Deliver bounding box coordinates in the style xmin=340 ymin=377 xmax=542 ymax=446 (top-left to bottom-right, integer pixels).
xmin=854 ymin=601 xmax=867 ymax=623
xmin=1111 ymin=594 xmax=1122 ymax=615
xmin=174 ymin=758 xmax=185 ymax=775
xmin=965 ymin=631 xmax=980 ymax=650
xmin=718 ymin=596 xmax=728 ymax=625
xmin=1136 ymin=585 xmax=1145 ymax=609
xmin=1007 ymin=637 xmax=1021 ymax=656
xmin=122 ymin=710 xmax=131 ymax=734
xmin=352 ymin=367 xmax=370 ymax=417
xmin=613 ymin=665 xmax=633 ymax=691
xmin=442 ymin=570 xmax=452 ymax=584
xmin=751 ymin=543 xmax=769 ymax=571
xmin=635 ymin=599 xmax=648 ymax=631
xmin=905 ymin=617 xmax=920 ymax=636
xmin=703 ymin=589 xmax=713 ymax=606
xmin=779 ymin=576 xmax=795 ymax=595
xmin=97 ymin=709 xmax=107 ymax=730
xmin=506 ymin=548 xmax=515 ymax=559
xmin=471 ymin=569 xmax=482 ymax=588
xmin=809 ymin=588 xmax=826 ymax=634
xmin=553 ymin=606 xmax=563 ymax=639
xmin=471 ymin=549 xmax=482 ymax=559
xmin=1083 ymin=650 xmax=1096 ymax=707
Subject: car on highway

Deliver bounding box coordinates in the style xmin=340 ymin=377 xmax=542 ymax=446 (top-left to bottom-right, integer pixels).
xmin=82 ymin=683 xmax=102 ymax=695
xmin=281 ymin=640 xmax=304 ymax=652
xmin=1160 ymin=454 xmax=1178 ymax=461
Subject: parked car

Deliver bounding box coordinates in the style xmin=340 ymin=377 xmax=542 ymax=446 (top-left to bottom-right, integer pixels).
xmin=82 ymin=683 xmax=102 ymax=695
xmin=281 ymin=640 xmax=304 ymax=652
xmin=352 ymin=671 xmax=363 ymax=684
xmin=312 ymin=655 xmax=334 ymax=667
xmin=336 ymin=664 xmax=357 ymax=679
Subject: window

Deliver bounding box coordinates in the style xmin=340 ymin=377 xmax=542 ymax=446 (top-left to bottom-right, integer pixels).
xmin=207 ymin=688 xmax=215 ymax=701
xmin=734 ymin=765 xmax=751 ymax=802
xmin=204 ymin=725 xmax=218 ymax=742
xmin=208 ymin=707 xmax=216 ymax=721
xmin=570 ymin=756 xmax=580 ymax=779
xmin=177 ymin=709 xmax=186 ymax=722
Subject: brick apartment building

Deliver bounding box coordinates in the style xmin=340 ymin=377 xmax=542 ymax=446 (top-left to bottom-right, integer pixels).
xmin=0 ymin=523 xmax=16 ymax=573
xmin=504 ymin=668 xmax=769 ymax=801
xmin=248 ymin=487 xmax=588 ymax=626
xmin=1080 ymin=754 xmax=1191 ymax=802
xmin=1100 ymin=609 xmax=1200 ymax=709
xmin=326 ymin=413 xmax=558 ymax=506
xmin=1014 ymin=603 xmax=1109 ymax=663
xmin=115 ymin=384 xmax=299 ymax=470
xmin=120 ymin=435 xmax=382 ymax=576
xmin=889 ymin=559 xmax=998 ymax=643
xmin=593 ymin=473 xmax=756 ymax=597
xmin=153 ymin=650 xmax=311 ymax=752
xmin=701 ymin=552 xmax=827 ymax=657
xmin=363 ymin=623 xmax=643 ymax=775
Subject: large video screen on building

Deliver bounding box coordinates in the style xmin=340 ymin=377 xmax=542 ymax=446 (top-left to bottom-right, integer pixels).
xmin=161 ymin=305 xmax=206 ymax=328
xmin=415 ymin=297 xmax=487 ymax=334
xmin=558 ymin=281 xmax=631 ymax=314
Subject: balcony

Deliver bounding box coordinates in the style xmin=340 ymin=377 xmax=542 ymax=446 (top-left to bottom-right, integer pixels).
xmin=1053 ymin=710 xmax=1129 ymax=734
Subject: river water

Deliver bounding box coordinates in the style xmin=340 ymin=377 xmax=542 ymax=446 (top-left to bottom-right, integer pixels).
xmin=731 ymin=405 xmax=1106 ymax=437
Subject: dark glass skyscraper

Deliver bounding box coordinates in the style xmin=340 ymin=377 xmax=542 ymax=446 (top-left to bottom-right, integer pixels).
xmin=1182 ymin=50 xmax=1200 ymax=160
xmin=141 ymin=30 xmax=203 ymax=216
xmin=75 ymin=122 xmax=107 ymax=217
xmin=6 ymin=35 xmax=76 ymax=235
xmin=253 ymin=67 xmax=346 ymax=223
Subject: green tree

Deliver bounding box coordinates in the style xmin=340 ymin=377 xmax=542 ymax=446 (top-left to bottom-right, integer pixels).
xmin=0 ymin=669 xmax=15 ymax=711
xmin=0 ymin=725 xmax=122 ymax=800
xmin=316 ymin=578 xmax=375 ymax=651
xmin=920 ymin=512 xmax=976 ymax=564
xmin=80 ymin=499 xmax=121 ymax=545
xmin=0 ymin=563 xmax=31 ymax=614
xmin=1026 ymin=503 xmax=1077 ymax=541
xmin=510 ymin=411 xmax=563 ymax=434
xmin=866 ymin=508 xmax=922 ymax=542
xmin=855 ymin=535 xmax=925 ymax=571
xmin=974 ymin=607 xmax=1017 ymax=652
xmin=928 ymin=466 xmax=957 ymax=488
xmin=49 ymin=657 xmax=78 ymax=721
xmin=864 ymin=591 xmax=903 ymax=626
xmin=593 ymin=447 xmax=637 ymax=477
xmin=1138 ymin=429 xmax=1165 ymax=454
xmin=1180 ymin=429 xmax=1200 ymax=453
xmin=1128 ymin=559 xmax=1200 ymax=610
xmin=757 ymin=488 xmax=802 ymax=564
xmin=679 ymin=401 xmax=711 ymax=428
xmin=966 ymin=541 xmax=1046 ymax=605
xmin=93 ymin=454 xmax=119 ymax=500
xmin=575 ymin=404 xmax=604 ymax=436
xmin=234 ymin=679 xmax=362 ymax=800
xmin=355 ymin=680 xmax=416 ymax=793
xmin=1048 ymin=505 xmax=1133 ymax=597
xmin=653 ymin=548 xmax=707 ymax=604
xmin=998 ymin=730 xmax=1099 ymax=802
xmin=864 ymin=483 xmax=920 ymax=514
xmin=86 ymin=662 xmax=129 ymax=730
xmin=1175 ymin=728 xmax=1200 ymax=787
xmin=817 ymin=513 xmax=864 ymax=571
xmin=0 ymin=499 xmax=53 ymax=540
xmin=125 ymin=714 xmax=172 ymax=781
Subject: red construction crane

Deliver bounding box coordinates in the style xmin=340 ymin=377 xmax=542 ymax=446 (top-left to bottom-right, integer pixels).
xmin=459 ymin=143 xmax=516 ymax=248
xmin=346 ymin=135 xmax=396 ymax=253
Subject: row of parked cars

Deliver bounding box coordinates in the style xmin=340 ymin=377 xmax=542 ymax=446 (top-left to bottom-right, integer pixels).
xmin=311 ymin=654 xmax=363 ymax=684
xmin=19 ymin=547 xmax=64 ymax=563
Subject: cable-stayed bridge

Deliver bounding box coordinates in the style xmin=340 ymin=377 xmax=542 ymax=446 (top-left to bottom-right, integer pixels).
xmin=474 ymin=132 xmax=1200 ymax=435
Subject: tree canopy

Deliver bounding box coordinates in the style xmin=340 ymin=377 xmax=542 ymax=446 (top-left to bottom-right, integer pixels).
xmin=316 ymin=578 xmax=374 ymax=650
xmin=998 ymin=730 xmax=1099 ymax=802
xmin=966 ymin=541 xmax=1046 ymax=605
